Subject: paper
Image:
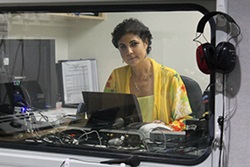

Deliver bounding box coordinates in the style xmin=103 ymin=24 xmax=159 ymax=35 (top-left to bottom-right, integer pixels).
xmin=61 ymin=59 xmax=98 ymax=104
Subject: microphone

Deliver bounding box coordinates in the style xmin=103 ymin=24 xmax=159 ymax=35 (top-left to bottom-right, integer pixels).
xmin=100 ymin=155 xmax=140 ymax=167
xmin=112 ymin=117 xmax=125 ymax=129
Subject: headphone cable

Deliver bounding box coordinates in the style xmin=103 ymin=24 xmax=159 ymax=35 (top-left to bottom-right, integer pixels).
xmin=218 ymin=74 xmax=225 ymax=167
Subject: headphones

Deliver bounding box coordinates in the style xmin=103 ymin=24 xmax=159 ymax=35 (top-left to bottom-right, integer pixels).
xmin=195 ymin=11 xmax=240 ymax=74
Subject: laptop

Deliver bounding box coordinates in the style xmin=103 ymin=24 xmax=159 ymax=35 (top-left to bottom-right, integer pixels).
xmin=81 ymin=91 xmax=142 ymax=130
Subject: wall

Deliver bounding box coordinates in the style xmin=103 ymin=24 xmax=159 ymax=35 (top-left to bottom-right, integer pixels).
xmin=8 ymin=15 xmax=69 ymax=61
xmin=67 ymin=12 xmax=210 ymax=91
xmin=7 ymin=11 xmax=210 ymax=92
xmin=226 ymin=0 xmax=250 ymax=166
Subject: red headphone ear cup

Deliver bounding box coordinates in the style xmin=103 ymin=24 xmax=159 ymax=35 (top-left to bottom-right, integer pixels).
xmin=196 ymin=43 xmax=214 ymax=74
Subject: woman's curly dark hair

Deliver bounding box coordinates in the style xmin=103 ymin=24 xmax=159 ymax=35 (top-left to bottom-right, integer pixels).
xmin=111 ymin=18 xmax=153 ymax=54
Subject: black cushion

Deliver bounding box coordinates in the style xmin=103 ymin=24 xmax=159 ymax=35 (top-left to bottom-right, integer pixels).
xmin=181 ymin=75 xmax=204 ymax=118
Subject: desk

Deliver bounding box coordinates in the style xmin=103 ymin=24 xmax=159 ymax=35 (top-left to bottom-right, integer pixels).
xmin=0 ymin=108 xmax=84 ymax=141
xmin=33 ymin=107 xmax=77 ymax=122
xmin=0 ymin=109 xmax=209 ymax=157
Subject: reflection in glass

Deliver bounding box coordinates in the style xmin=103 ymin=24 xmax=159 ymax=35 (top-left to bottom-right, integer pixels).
xmin=0 ymin=11 xmax=211 ymax=165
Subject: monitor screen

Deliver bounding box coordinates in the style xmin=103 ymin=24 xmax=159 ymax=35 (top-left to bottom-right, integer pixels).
xmin=82 ymin=91 xmax=142 ymax=129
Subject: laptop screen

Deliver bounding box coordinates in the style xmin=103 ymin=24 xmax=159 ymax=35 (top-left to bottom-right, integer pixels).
xmin=81 ymin=91 xmax=142 ymax=129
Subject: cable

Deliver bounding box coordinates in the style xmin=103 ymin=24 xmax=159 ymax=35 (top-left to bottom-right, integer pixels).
xmin=218 ymin=74 xmax=225 ymax=167
xmin=124 ymin=128 xmax=149 ymax=150
xmin=152 ymin=128 xmax=167 ymax=153
xmin=78 ymin=129 xmax=102 ymax=146
xmin=227 ymin=21 xmax=241 ymax=42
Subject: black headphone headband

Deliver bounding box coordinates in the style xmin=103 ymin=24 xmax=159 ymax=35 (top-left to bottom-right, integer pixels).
xmin=197 ymin=11 xmax=237 ymax=33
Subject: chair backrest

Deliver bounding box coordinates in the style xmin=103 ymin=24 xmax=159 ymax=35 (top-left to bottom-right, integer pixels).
xmin=180 ymin=75 xmax=204 ymax=118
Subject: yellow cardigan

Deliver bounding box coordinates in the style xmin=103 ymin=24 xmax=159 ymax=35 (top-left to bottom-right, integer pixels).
xmin=104 ymin=58 xmax=192 ymax=124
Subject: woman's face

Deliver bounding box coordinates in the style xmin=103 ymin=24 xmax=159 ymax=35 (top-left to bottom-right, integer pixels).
xmin=117 ymin=33 xmax=148 ymax=66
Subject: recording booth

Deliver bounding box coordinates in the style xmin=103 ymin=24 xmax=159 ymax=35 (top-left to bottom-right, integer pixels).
xmin=0 ymin=0 xmax=225 ymax=165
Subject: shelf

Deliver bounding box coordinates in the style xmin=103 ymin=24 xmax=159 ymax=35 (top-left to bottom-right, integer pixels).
xmin=49 ymin=12 xmax=105 ymax=20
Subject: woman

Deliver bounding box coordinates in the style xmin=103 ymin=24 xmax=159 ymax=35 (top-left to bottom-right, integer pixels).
xmin=104 ymin=18 xmax=192 ymax=130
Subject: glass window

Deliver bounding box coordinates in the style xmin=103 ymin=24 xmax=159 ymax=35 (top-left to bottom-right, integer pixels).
xmin=0 ymin=3 xmax=214 ymax=166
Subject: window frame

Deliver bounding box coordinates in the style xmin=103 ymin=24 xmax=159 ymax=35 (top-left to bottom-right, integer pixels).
xmin=0 ymin=1 xmax=217 ymax=166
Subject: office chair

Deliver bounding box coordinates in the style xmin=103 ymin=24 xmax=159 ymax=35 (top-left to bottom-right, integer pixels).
xmin=180 ymin=75 xmax=204 ymax=118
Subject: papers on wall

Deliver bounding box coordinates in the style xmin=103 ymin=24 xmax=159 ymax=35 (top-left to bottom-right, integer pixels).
xmin=58 ymin=59 xmax=99 ymax=105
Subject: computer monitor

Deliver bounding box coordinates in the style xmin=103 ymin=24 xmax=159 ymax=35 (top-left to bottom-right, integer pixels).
xmin=0 ymin=39 xmax=57 ymax=115
xmin=81 ymin=91 xmax=142 ymax=129
xmin=0 ymin=80 xmax=47 ymax=115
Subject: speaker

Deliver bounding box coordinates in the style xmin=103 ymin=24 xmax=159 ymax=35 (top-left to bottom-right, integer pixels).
xmin=195 ymin=11 xmax=240 ymax=74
